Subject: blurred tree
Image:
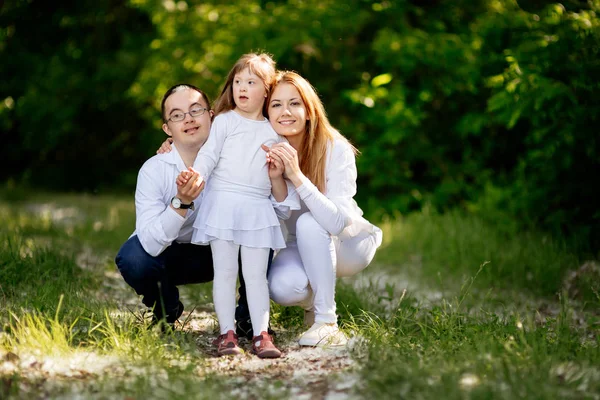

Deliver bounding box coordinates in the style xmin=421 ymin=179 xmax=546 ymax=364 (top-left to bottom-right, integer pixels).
xmin=0 ymin=0 xmax=154 ymax=190
xmin=483 ymin=2 xmax=600 ymax=246
xmin=1 ymin=0 xmax=598 ymax=250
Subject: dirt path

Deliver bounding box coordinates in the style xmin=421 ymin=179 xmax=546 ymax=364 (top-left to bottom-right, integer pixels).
xmin=96 ymin=253 xmax=364 ymax=399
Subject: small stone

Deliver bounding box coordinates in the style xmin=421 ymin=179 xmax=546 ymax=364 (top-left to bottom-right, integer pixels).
xmin=4 ymin=352 xmax=19 ymax=362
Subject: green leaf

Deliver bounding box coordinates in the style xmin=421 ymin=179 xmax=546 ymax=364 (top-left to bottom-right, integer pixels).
xmin=371 ymin=73 xmax=393 ymax=87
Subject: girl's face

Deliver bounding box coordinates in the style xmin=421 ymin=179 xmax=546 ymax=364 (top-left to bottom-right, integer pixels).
xmin=162 ymin=89 xmax=212 ymax=149
xmin=268 ymin=83 xmax=308 ymax=139
xmin=232 ymin=68 xmax=267 ymax=119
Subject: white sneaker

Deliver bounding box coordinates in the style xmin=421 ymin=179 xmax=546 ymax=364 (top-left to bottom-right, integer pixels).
xmin=298 ymin=322 xmax=348 ymax=347
xmin=303 ymin=309 xmax=315 ymax=327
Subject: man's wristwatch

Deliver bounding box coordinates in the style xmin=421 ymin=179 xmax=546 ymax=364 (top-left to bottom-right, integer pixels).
xmin=171 ymin=197 xmax=194 ymax=210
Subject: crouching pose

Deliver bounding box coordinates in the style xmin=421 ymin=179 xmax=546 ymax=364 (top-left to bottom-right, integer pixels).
xmin=115 ymin=84 xmax=254 ymax=332
xmin=264 ymin=71 xmax=383 ymax=347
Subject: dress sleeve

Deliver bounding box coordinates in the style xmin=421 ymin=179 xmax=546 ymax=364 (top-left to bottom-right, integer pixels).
xmin=135 ymin=162 xmax=188 ymax=256
xmin=295 ymin=140 xmax=355 ymax=235
xmin=193 ymin=114 xmax=228 ymax=179
xmin=270 ymin=178 xmax=300 ymax=220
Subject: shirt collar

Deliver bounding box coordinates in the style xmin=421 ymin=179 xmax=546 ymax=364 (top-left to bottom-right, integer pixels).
xmin=155 ymin=143 xmax=187 ymax=172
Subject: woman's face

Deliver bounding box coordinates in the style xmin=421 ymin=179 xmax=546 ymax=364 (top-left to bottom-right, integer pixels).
xmin=268 ymin=83 xmax=308 ymax=138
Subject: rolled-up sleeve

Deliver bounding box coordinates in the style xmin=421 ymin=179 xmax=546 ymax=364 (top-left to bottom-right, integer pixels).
xmin=271 ymin=179 xmax=300 ymax=220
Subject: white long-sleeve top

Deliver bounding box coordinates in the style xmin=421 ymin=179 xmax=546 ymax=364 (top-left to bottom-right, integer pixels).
xmin=193 ymin=110 xmax=284 ymax=196
xmin=131 ymin=145 xmax=200 ymax=257
xmin=190 ymin=110 xmax=299 ymax=248
xmin=193 ymin=110 xmax=298 ymax=219
xmin=284 ymin=137 xmax=381 ymax=243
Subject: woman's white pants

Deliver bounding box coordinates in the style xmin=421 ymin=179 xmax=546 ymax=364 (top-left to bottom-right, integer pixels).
xmin=268 ymin=212 xmax=381 ymax=324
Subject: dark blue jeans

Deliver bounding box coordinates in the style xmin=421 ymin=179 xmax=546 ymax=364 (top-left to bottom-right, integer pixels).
xmin=115 ymin=235 xmax=215 ymax=318
xmin=115 ymin=235 xmax=272 ymax=325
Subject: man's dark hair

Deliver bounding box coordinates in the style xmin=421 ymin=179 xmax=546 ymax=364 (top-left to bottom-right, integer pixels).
xmin=161 ymin=84 xmax=211 ymax=122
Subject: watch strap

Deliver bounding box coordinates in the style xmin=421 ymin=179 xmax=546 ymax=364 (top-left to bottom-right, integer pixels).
xmin=179 ymin=201 xmax=194 ymax=210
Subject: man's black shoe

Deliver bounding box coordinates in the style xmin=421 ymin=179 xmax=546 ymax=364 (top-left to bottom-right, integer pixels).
xmin=150 ymin=301 xmax=184 ymax=332
xmin=235 ymin=317 xmax=276 ymax=340
xmin=235 ymin=317 xmax=253 ymax=340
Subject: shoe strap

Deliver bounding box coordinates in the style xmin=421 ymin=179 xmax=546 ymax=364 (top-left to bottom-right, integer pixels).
xmin=252 ymin=334 xmax=264 ymax=343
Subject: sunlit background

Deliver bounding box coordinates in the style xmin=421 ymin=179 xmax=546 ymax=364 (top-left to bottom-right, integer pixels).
xmin=1 ymin=2 xmax=600 ymax=398
xmin=1 ymin=0 xmax=598 ymax=250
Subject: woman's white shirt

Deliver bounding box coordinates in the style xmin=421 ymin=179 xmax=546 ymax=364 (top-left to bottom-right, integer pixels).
xmin=284 ymin=137 xmax=381 ymax=243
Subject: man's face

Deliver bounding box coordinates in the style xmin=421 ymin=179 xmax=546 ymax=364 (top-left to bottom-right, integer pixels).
xmin=162 ymin=89 xmax=212 ymax=150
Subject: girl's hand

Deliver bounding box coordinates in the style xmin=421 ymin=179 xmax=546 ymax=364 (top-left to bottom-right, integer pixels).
xmin=176 ymin=167 xmax=203 ymax=187
xmin=268 ymin=155 xmax=285 ymax=180
xmin=268 ymin=142 xmax=302 ymax=184
xmin=176 ymin=170 xmax=191 ymax=187
xmin=157 ymin=138 xmax=173 ymax=154
xmin=262 ymin=144 xmax=284 ymax=179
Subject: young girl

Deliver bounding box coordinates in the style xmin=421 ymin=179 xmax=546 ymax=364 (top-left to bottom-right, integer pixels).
xmin=177 ymin=53 xmax=295 ymax=358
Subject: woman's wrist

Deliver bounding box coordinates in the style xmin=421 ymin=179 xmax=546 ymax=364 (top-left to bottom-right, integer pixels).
xmin=288 ymin=171 xmax=306 ymax=188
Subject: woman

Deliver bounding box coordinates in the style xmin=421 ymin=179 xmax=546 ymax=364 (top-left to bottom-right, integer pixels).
xmin=264 ymin=71 xmax=382 ymax=347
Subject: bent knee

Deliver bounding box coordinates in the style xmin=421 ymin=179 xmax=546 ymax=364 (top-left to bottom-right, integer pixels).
xmin=335 ymin=236 xmax=378 ymax=278
xmin=115 ymin=247 xmax=155 ymax=283
xmin=296 ymin=212 xmax=327 ymax=238
xmin=336 ymin=257 xmax=370 ymax=277
xmin=268 ymin=272 xmax=309 ymax=306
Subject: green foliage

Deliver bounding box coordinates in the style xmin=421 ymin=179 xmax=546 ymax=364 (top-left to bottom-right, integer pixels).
xmin=0 ymin=0 xmax=155 ymax=190
xmin=1 ymin=0 xmax=599 ymax=250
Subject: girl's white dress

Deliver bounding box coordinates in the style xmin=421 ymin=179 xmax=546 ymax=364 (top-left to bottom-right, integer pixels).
xmin=191 ymin=110 xmax=296 ymax=249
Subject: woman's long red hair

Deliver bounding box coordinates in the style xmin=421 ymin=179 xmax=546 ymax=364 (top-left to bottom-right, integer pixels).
xmin=269 ymin=71 xmax=357 ymax=193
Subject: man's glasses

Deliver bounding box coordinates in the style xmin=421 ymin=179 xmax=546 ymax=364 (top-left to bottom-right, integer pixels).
xmin=167 ymin=106 xmax=208 ymax=122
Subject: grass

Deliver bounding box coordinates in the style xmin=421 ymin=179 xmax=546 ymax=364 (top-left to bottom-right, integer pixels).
xmin=1 ymin=191 xmax=599 ymax=399
xmin=375 ymin=209 xmax=585 ymax=296
xmin=337 ymin=279 xmax=600 ymax=399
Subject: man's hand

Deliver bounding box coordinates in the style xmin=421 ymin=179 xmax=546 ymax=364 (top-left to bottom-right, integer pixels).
xmin=175 ymin=167 xmax=204 ymax=205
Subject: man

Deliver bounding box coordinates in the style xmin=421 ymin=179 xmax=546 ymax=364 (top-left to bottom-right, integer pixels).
xmin=115 ymin=84 xmax=223 ymax=330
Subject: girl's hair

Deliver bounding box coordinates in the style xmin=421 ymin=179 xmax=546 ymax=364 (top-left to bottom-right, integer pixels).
xmin=161 ymin=84 xmax=211 ymax=122
xmin=213 ymin=53 xmax=277 ymax=117
xmin=268 ymin=71 xmax=357 ymax=193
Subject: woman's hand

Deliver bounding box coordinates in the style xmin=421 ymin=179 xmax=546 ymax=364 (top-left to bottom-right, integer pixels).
xmin=176 ymin=167 xmax=204 ymax=203
xmin=267 ymin=142 xmax=303 ymax=186
xmin=157 ymin=138 xmax=173 ymax=154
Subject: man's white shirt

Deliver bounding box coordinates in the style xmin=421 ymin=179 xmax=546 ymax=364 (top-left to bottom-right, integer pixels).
xmin=132 ymin=144 xmax=200 ymax=256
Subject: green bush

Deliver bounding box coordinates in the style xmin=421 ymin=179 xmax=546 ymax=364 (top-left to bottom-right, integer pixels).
xmin=1 ymin=0 xmax=599 ymax=251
